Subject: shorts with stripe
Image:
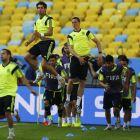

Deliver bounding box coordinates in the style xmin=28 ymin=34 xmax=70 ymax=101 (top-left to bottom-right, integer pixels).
xmin=28 ymin=40 xmax=55 ymax=61
xmin=0 ymin=95 xmax=15 ymax=116
xmin=121 ymin=98 xmax=133 ymax=111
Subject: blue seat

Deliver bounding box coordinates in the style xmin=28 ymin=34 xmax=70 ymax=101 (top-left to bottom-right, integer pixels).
xmin=137 ymin=0 xmax=140 ymax=2
xmin=0 ymin=45 xmax=7 ymax=50
xmin=45 ymin=2 xmax=53 ymax=8
xmin=60 ymin=27 xmax=73 ymax=35
xmin=22 ymin=21 xmax=35 ymax=27
xmin=90 ymin=48 xmax=103 ymax=55
xmin=34 ymin=14 xmax=39 ymax=21
xmin=0 ymin=6 xmax=3 ymax=14
xmin=112 ymin=0 xmax=123 ymax=5
xmin=29 ymin=2 xmax=38 ymax=8
xmin=17 ymin=1 xmax=30 ymax=8
xmin=22 ymin=27 xmax=34 ymax=39
xmin=87 ymin=28 xmax=99 ymax=34
xmin=126 ymin=9 xmax=139 ymax=16
xmin=55 ymin=40 xmax=60 ymax=47
xmin=8 ymin=40 xmax=22 ymax=46
xmin=115 ymin=35 xmax=128 ymax=43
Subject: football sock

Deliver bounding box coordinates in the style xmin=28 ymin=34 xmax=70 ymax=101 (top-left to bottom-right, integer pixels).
xmin=67 ymin=117 xmax=71 ymax=124
xmin=62 ymin=118 xmax=66 ymax=123
xmin=48 ymin=115 xmax=52 ymax=121
xmin=123 ymin=123 xmax=127 ymax=127
xmin=58 ymin=108 xmax=63 ymax=117
xmin=43 ymin=118 xmax=47 ymax=122
xmin=127 ymin=121 xmax=131 ymax=126
xmin=9 ymin=128 xmax=14 ymax=135
xmin=44 ymin=105 xmax=50 ymax=116
xmin=72 ymin=117 xmax=75 ymax=123
xmin=66 ymin=94 xmax=70 ymax=101
xmin=76 ymin=96 xmax=82 ymax=106
xmin=108 ymin=124 xmax=111 ymax=127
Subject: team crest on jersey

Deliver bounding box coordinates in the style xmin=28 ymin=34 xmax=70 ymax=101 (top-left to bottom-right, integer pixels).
xmin=7 ymin=68 xmax=10 ymax=72
xmin=82 ymin=32 xmax=85 ymax=35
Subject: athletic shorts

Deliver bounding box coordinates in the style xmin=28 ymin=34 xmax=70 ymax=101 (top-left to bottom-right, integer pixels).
xmin=0 ymin=96 xmax=15 ymax=116
xmin=69 ymin=56 xmax=89 ymax=80
xmin=103 ymin=92 xmax=122 ymax=110
xmin=121 ymin=98 xmax=133 ymax=111
xmin=43 ymin=90 xmax=63 ymax=106
xmin=28 ymin=40 xmax=55 ymax=61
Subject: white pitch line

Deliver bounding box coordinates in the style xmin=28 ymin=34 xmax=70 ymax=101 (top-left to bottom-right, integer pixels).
xmin=0 ymin=124 xmax=19 ymax=129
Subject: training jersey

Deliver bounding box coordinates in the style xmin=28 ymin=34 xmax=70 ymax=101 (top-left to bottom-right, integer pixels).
xmin=67 ymin=29 xmax=95 ymax=56
xmin=122 ymin=67 xmax=137 ymax=99
xmin=34 ymin=14 xmax=54 ymax=39
xmin=0 ymin=62 xmax=24 ymax=97
xmin=57 ymin=55 xmax=79 ymax=85
xmin=44 ymin=63 xmax=67 ymax=91
xmin=98 ymin=64 xmax=127 ymax=94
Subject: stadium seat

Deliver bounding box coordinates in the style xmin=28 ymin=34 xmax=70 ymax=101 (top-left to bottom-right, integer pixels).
xmin=135 ymin=16 xmax=140 ymax=22
xmin=50 ymin=14 xmax=60 ymax=21
xmin=61 ymin=9 xmax=73 ymax=16
xmin=101 ymin=22 xmax=115 ymax=28
xmin=5 ymin=1 xmax=17 ymax=7
xmin=122 ymin=42 xmax=133 ymax=49
xmin=127 ymin=35 xmax=139 ymax=42
xmin=29 ymin=2 xmax=38 ymax=8
xmin=127 ymin=22 xmax=139 ymax=28
xmin=8 ymin=40 xmax=22 ymax=46
xmin=53 ymin=2 xmax=65 ymax=9
xmin=34 ymin=14 xmax=39 ymax=21
xmin=17 ymin=1 xmax=30 ymax=8
xmin=46 ymin=7 xmax=51 ymax=14
xmin=86 ymin=8 xmax=101 ymax=15
xmin=134 ymin=28 xmax=140 ymax=35
xmin=89 ymin=40 xmax=97 ymax=49
xmin=0 ymin=1 xmax=5 ymax=7
xmin=109 ymin=15 xmax=123 ymax=23
xmin=50 ymin=9 xmax=61 ymax=15
xmin=11 ymin=21 xmax=23 ymax=27
xmin=85 ymin=15 xmax=98 ymax=22
xmin=115 ymin=47 xmax=127 ymax=55
xmin=0 ymin=20 xmax=11 ymax=26
xmin=60 ymin=27 xmax=73 ymax=35
xmin=124 ymin=0 xmax=136 ymax=3
xmin=126 ymin=8 xmax=139 ymax=16
xmin=6 ymin=46 xmax=18 ymax=54
xmin=90 ymin=22 xmax=102 ymax=28
xmin=10 ymin=26 xmax=23 ymax=33
xmin=55 ymin=40 xmax=60 ymax=46
xmin=102 ymin=48 xmax=114 ymax=55
xmin=100 ymin=42 xmax=108 ymax=49
xmin=22 ymin=21 xmax=35 ymax=27
xmin=115 ymin=35 xmax=128 ymax=43
xmin=65 ymin=2 xmax=77 ymax=9
xmin=17 ymin=47 xmax=28 ymax=55
xmin=80 ymin=21 xmax=90 ymax=28
xmin=122 ymin=28 xmax=136 ymax=35
xmin=44 ymin=1 xmax=53 ymax=8
xmin=114 ymin=9 xmax=126 ymax=16
xmin=74 ymin=15 xmax=85 ymax=21
xmin=14 ymin=7 xmax=27 ymax=14
xmin=26 ymin=7 xmax=37 ymax=14
xmin=0 ymin=26 xmax=10 ymax=32
xmin=103 ymin=2 xmax=117 ymax=9
xmin=77 ymin=2 xmax=89 ymax=9
xmin=108 ymin=42 xmax=122 ymax=49
xmin=125 ymin=49 xmax=139 ymax=57
xmin=59 ymin=15 xmax=71 ymax=27
xmin=90 ymin=2 xmax=103 ymax=10
xmin=97 ymin=15 xmax=110 ymax=22
xmin=0 ymin=6 xmax=3 ymax=14
xmin=117 ymin=2 xmax=131 ymax=9
xmin=54 ymin=21 xmax=60 ymax=27
xmin=89 ymin=0 xmax=99 ymax=2
xmin=53 ymin=47 xmax=63 ymax=55
xmin=94 ymin=34 xmax=103 ymax=41
xmin=22 ymin=27 xmax=34 ymax=38
xmin=59 ymin=40 xmax=67 ymax=46
xmin=64 ymin=0 xmax=75 ymax=2
xmin=102 ymin=34 xmax=115 ymax=42
xmin=2 ymin=7 xmax=15 ymax=14
xmin=90 ymin=48 xmax=103 ymax=55
xmin=54 ymin=26 xmax=61 ymax=33
xmin=65 ymin=21 xmax=73 ymax=27
xmin=74 ymin=9 xmax=86 ymax=16
xmin=54 ymin=34 xmax=65 ymax=41
xmin=76 ymin=0 xmax=88 ymax=2
xmin=11 ymin=33 xmax=24 ymax=40
xmin=0 ymin=40 xmax=8 ymax=45
xmin=115 ymin=22 xmax=128 ymax=28
xmin=132 ymin=42 xmax=140 ymax=49
xmin=109 ymin=28 xmax=123 ymax=35
xmin=23 ymin=14 xmax=36 ymax=21
xmin=25 ymin=33 xmax=32 ymax=40
xmin=102 ymin=8 xmax=115 ymax=15
xmin=87 ymin=27 xmax=99 ymax=34
xmin=0 ymin=45 xmax=7 ymax=50
xmin=0 ymin=14 xmax=11 ymax=20
xmin=98 ymin=28 xmax=110 ymax=35
xmin=100 ymin=0 xmax=112 ymax=2
xmin=11 ymin=14 xmax=24 ymax=21
xmin=130 ymin=2 xmax=140 ymax=8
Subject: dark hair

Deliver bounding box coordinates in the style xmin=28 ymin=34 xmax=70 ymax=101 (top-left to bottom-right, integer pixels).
xmin=121 ymin=57 xmax=129 ymax=64
xmin=105 ymin=55 xmax=114 ymax=62
xmin=118 ymin=55 xmax=127 ymax=61
xmin=62 ymin=47 xmax=65 ymax=53
xmin=49 ymin=54 xmax=56 ymax=60
xmin=36 ymin=1 xmax=47 ymax=9
xmin=72 ymin=17 xmax=80 ymax=22
xmin=2 ymin=49 xmax=11 ymax=56
xmin=64 ymin=42 xmax=67 ymax=47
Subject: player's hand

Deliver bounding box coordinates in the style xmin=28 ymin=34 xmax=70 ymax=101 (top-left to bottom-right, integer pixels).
xmin=25 ymin=41 xmax=30 ymax=47
xmin=124 ymin=84 xmax=128 ymax=92
xmin=34 ymin=32 xmax=41 ymax=38
xmin=132 ymin=94 xmax=136 ymax=103
xmin=88 ymin=62 xmax=93 ymax=67
xmin=105 ymin=83 xmax=110 ymax=90
xmin=78 ymin=56 xmax=86 ymax=65
xmin=31 ymin=89 xmax=38 ymax=96
xmin=98 ymin=53 xmax=103 ymax=63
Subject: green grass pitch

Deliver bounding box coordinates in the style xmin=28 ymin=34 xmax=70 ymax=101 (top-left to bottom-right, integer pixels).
xmin=0 ymin=122 xmax=140 ymax=140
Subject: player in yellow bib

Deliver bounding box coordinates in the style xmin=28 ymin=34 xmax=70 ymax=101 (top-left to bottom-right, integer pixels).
xmin=0 ymin=49 xmax=37 ymax=139
xmin=24 ymin=1 xmax=64 ymax=89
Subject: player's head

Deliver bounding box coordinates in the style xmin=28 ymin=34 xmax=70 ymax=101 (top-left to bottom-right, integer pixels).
xmin=61 ymin=47 xmax=66 ymax=56
xmin=49 ymin=54 xmax=57 ymax=67
xmin=1 ymin=49 xmax=11 ymax=62
xmin=120 ymin=57 xmax=129 ymax=67
xmin=118 ymin=55 xmax=127 ymax=64
xmin=64 ymin=42 xmax=70 ymax=54
xmin=105 ymin=55 xmax=114 ymax=70
xmin=36 ymin=1 xmax=47 ymax=15
xmin=72 ymin=17 xmax=80 ymax=30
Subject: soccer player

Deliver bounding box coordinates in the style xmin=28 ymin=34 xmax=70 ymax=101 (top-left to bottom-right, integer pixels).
xmin=58 ymin=43 xmax=80 ymax=127
xmin=120 ymin=58 xmax=137 ymax=131
xmin=137 ymin=72 xmax=140 ymax=85
xmin=0 ymin=49 xmax=37 ymax=139
xmin=43 ymin=55 xmax=68 ymax=127
xmin=118 ymin=55 xmax=127 ymax=64
xmin=24 ymin=1 xmax=64 ymax=89
xmin=64 ymin=17 xmax=102 ymax=118
xmin=98 ymin=55 xmax=129 ymax=130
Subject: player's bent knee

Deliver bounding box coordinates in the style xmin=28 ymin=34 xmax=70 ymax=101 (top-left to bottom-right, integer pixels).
xmin=72 ymin=100 xmax=77 ymax=105
xmin=5 ymin=112 xmax=11 ymax=118
xmin=44 ymin=100 xmax=49 ymax=105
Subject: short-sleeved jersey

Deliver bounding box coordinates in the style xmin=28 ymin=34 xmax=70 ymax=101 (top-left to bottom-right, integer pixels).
xmin=67 ymin=29 xmax=95 ymax=56
xmin=57 ymin=55 xmax=79 ymax=85
xmin=0 ymin=62 xmax=24 ymax=97
xmin=138 ymin=72 xmax=140 ymax=77
xmin=98 ymin=64 xmax=127 ymax=94
xmin=34 ymin=14 xmax=54 ymax=39
xmin=122 ymin=67 xmax=137 ymax=99
xmin=44 ymin=63 xmax=67 ymax=91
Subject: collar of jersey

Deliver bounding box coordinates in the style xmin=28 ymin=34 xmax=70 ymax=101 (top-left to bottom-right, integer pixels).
xmin=2 ymin=61 xmax=11 ymax=67
xmin=39 ymin=14 xmax=46 ymax=19
xmin=73 ymin=28 xmax=81 ymax=32
xmin=111 ymin=64 xmax=117 ymax=72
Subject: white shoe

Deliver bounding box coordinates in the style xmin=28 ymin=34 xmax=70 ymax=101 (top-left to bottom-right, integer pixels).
xmin=115 ymin=122 xmax=121 ymax=130
xmin=64 ymin=100 xmax=70 ymax=108
xmin=104 ymin=126 xmax=112 ymax=130
xmin=33 ymin=74 xmax=46 ymax=83
xmin=123 ymin=125 xmax=128 ymax=131
xmin=48 ymin=119 xmax=53 ymax=126
xmin=14 ymin=109 xmax=20 ymax=122
xmin=58 ymin=77 xmax=65 ymax=89
xmin=7 ymin=134 xmax=15 ymax=139
xmin=58 ymin=120 xmax=62 ymax=127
